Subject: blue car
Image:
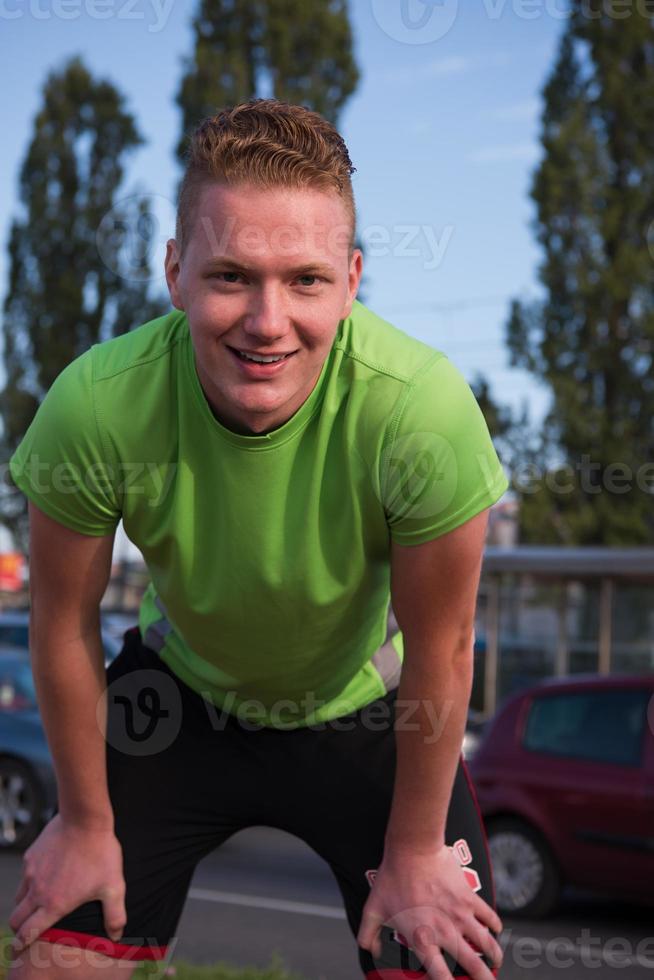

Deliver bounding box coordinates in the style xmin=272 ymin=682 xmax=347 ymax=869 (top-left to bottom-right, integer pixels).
xmin=0 ymin=621 xmax=128 ymax=850
xmin=0 ymin=647 xmax=58 ymax=849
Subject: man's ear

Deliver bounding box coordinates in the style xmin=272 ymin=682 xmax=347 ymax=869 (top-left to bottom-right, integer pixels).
xmin=342 ymin=247 xmax=363 ymax=318
xmin=164 ymin=239 xmax=185 ymax=311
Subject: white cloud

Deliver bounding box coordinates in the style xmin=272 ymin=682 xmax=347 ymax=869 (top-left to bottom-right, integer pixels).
xmin=487 ymin=99 xmax=541 ymax=122
xmin=467 ymin=142 xmax=540 ymax=164
xmin=381 ymin=50 xmax=511 ymax=86
xmin=383 ymin=54 xmax=471 ymax=85
xmin=424 ymin=55 xmax=471 ymax=77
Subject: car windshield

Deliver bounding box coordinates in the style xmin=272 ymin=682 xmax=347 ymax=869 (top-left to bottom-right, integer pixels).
xmin=0 ymin=659 xmax=38 ymax=710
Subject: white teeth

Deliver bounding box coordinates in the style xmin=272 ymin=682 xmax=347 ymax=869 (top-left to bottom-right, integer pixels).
xmin=237 ymin=350 xmax=288 ymax=363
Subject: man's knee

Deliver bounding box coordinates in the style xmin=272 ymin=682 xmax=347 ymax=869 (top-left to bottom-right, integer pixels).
xmin=6 ymin=939 xmax=140 ymax=979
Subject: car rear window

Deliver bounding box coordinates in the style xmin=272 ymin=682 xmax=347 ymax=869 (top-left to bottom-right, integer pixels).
xmin=523 ymin=688 xmax=650 ymax=766
xmin=0 ymin=624 xmax=29 ymax=648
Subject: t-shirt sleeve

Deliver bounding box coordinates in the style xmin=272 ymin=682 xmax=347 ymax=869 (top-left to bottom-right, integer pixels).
xmin=8 ymin=349 xmax=122 ymax=536
xmin=381 ymin=354 xmax=509 ymax=546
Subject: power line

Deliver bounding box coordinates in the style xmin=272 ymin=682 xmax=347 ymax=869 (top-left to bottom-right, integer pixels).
xmin=380 ymin=295 xmax=514 ymax=314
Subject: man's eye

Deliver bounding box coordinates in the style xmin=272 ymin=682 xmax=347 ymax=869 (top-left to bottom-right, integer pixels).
xmin=208 ymin=271 xmax=243 ymax=284
xmin=297 ymin=275 xmax=321 ymax=287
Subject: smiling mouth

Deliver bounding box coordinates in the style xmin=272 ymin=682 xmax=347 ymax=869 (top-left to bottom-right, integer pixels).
xmin=227 ymin=347 xmax=298 ymax=363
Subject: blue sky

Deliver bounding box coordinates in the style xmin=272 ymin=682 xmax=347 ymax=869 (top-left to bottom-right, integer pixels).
xmin=0 ymin=0 xmax=566 ymax=430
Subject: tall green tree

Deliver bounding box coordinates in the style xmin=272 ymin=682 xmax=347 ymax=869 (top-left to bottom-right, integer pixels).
xmin=1 ymin=55 xmax=167 ymax=550
xmin=506 ymin=5 xmax=654 ymax=545
xmin=471 ymin=374 xmax=516 ymax=448
xmin=175 ymin=0 xmax=359 ymax=161
xmin=174 ymin=0 xmax=367 ymax=296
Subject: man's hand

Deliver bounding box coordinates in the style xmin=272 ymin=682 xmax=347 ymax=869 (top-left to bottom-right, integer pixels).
xmin=357 ymin=843 xmax=504 ymax=980
xmin=9 ymin=813 xmax=127 ymax=956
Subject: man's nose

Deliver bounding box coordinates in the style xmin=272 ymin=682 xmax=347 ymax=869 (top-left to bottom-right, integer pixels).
xmin=245 ymin=285 xmax=290 ymax=339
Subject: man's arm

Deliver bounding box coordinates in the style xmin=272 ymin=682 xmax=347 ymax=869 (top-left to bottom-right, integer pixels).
xmin=357 ymin=507 xmax=503 ymax=980
xmin=27 ymin=499 xmax=117 ymax=827
xmin=383 ymin=508 xmax=487 ymax=854
xmin=9 ymin=501 xmax=129 ymax=955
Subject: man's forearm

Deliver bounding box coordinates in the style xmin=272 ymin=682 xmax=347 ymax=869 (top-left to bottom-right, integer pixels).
xmin=383 ymin=635 xmax=474 ymax=856
xmin=30 ymin=618 xmax=115 ymax=829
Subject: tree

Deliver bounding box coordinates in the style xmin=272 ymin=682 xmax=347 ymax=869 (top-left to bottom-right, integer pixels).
xmin=1 ymin=55 xmax=168 ymax=551
xmin=506 ymin=5 xmax=654 ymax=545
xmin=173 ymin=0 xmax=369 ymax=297
xmin=175 ymin=0 xmax=359 ymax=161
xmin=471 ymin=373 xmax=515 ymax=446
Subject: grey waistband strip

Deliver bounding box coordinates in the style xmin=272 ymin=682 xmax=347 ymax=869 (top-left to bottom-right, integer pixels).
xmin=144 ymin=595 xmax=403 ymax=693
xmin=371 ymin=634 xmax=402 ymax=693
xmin=143 ymin=594 xmax=173 ymax=654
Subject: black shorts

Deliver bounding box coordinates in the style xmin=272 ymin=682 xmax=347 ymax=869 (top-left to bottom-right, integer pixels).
xmin=36 ymin=626 xmax=500 ymax=978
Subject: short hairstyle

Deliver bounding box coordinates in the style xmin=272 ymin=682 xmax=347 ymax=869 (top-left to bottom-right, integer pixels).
xmin=176 ymin=98 xmax=357 ymax=258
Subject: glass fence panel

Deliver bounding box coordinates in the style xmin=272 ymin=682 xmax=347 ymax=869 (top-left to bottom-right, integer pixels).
xmin=476 ymin=573 xmax=654 ymax=717
xmin=612 ymin=582 xmax=654 ymax=673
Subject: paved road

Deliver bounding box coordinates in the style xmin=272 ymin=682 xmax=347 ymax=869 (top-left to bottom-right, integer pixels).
xmin=2 ymin=826 xmax=654 ymax=978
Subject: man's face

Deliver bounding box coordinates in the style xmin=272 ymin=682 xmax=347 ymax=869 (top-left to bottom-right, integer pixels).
xmin=165 ymin=181 xmax=363 ymax=436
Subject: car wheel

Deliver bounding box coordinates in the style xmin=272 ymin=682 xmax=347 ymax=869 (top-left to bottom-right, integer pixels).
xmin=0 ymin=758 xmax=45 ymax=851
xmin=487 ymin=816 xmax=561 ymax=918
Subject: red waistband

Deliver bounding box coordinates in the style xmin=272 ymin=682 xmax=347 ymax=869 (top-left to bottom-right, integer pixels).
xmin=36 ymin=928 xmax=168 ymax=961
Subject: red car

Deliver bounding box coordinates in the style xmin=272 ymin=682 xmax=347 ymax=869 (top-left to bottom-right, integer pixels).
xmin=468 ymin=673 xmax=654 ymax=918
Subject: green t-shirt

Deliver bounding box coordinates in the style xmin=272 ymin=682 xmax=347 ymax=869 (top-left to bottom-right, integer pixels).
xmin=9 ymin=299 xmax=509 ymax=728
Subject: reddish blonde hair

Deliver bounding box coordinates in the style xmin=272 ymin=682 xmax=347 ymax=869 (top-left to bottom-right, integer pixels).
xmin=176 ymin=98 xmax=357 ymax=256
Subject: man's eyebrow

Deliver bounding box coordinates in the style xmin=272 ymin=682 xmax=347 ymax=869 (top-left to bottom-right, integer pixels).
xmin=201 ymin=256 xmax=337 ymax=277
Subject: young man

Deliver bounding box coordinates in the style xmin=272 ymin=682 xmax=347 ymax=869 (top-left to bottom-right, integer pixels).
xmin=7 ymin=99 xmax=508 ymax=980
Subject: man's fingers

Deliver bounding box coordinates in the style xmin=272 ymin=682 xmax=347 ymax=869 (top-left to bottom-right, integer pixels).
xmin=13 ymin=877 xmax=29 ymax=908
xmin=454 ymin=939 xmax=498 ymax=980
xmin=10 ymin=909 xmax=49 ymax=955
xmin=102 ymin=889 xmax=128 ymax=942
xmin=357 ymin=909 xmax=385 ymax=960
xmin=466 ymin=917 xmax=504 ymax=969
xmin=414 ymin=922 xmax=498 ymax=980
xmin=473 ymin=894 xmax=503 ymax=934
xmin=414 ymin=943 xmax=452 ymax=980
xmin=411 ymin=923 xmax=455 ymax=980
xmin=8 ymin=892 xmax=34 ymax=935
